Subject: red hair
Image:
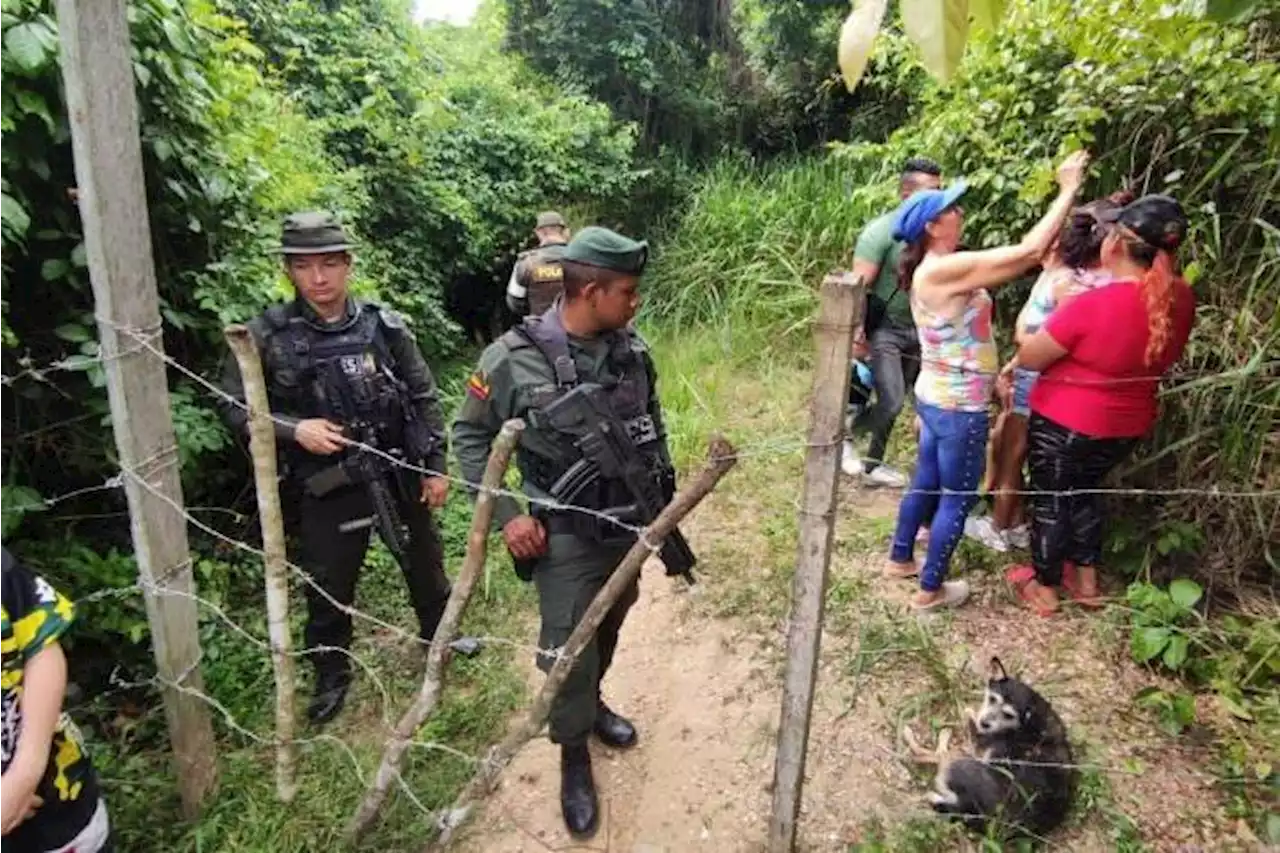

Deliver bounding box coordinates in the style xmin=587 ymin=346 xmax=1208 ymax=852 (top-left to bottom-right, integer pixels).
xmin=1141 ymin=250 xmax=1176 ymax=366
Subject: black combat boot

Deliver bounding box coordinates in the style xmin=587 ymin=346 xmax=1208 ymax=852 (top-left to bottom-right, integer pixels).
xmin=559 ymin=743 xmax=599 ymax=838
xmin=307 ymin=666 xmax=351 ymax=725
xmin=593 ymin=700 xmax=638 ymax=749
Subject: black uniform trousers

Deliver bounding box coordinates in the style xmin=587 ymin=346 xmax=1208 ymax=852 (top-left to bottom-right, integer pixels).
xmin=1028 ymin=413 xmax=1137 ymax=586
xmin=297 ymin=475 xmax=451 ymax=675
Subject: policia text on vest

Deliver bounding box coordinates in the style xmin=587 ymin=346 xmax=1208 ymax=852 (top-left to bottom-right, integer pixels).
xmin=219 ymin=212 xmax=455 ymax=726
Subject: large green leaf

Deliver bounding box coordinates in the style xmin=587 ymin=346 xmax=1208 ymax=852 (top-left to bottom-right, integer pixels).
xmin=4 ymin=21 xmax=51 ymax=72
xmin=1131 ymin=626 xmax=1171 ymax=662
xmin=901 ymin=0 xmax=971 ymax=82
xmin=1168 ymin=578 xmax=1203 ymax=611
xmin=970 ymin=0 xmax=1008 ymax=32
xmin=1161 ymin=634 xmax=1189 ymax=670
xmin=837 ymin=0 xmax=889 ymax=94
xmin=1 ymin=193 xmax=30 ymax=241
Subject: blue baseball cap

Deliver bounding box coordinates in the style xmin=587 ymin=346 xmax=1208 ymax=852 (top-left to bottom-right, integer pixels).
xmin=891 ymin=181 xmax=969 ymax=243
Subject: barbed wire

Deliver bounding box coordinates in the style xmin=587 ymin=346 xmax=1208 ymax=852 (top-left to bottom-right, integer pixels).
xmin=4 ymin=319 xmax=1273 ymax=849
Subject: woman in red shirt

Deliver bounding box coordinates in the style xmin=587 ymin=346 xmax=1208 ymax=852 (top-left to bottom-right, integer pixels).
xmin=1002 ymin=195 xmax=1195 ymax=614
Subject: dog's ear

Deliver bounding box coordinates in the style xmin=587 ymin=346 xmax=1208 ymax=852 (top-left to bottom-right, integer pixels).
xmin=987 ymin=657 xmax=1008 ymax=681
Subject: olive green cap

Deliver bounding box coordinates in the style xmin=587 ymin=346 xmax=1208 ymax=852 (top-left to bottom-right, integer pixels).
xmin=562 ymin=226 xmax=648 ymax=275
xmin=535 ymin=211 xmax=567 ymax=229
xmin=278 ymin=211 xmax=354 ymax=255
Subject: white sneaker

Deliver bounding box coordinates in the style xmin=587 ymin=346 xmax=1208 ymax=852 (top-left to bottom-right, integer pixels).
xmin=1005 ymin=524 xmax=1031 ymax=550
xmin=863 ymin=465 xmax=908 ymax=488
xmin=914 ymin=580 xmax=970 ymax=611
xmin=841 ymin=442 xmax=863 ymax=477
xmin=964 ymin=516 xmax=1009 ymax=552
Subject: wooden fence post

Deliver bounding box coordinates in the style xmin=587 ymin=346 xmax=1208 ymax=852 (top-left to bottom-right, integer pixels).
xmin=224 ymin=325 xmax=297 ymax=802
xmin=428 ymin=436 xmax=740 ymax=850
xmin=347 ymin=419 xmax=525 ymax=841
xmin=54 ymin=0 xmax=218 ymax=816
xmin=767 ymin=273 xmax=864 ymax=852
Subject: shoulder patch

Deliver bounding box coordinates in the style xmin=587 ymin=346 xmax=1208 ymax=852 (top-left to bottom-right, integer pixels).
xmin=465 ymin=370 xmax=491 ymax=401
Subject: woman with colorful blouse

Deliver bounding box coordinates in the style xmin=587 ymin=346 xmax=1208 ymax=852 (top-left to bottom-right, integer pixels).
xmin=883 ymin=151 xmax=1090 ymax=611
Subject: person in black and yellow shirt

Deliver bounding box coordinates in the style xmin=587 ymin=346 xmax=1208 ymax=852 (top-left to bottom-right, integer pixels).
xmin=2 ymin=547 xmax=112 ymax=852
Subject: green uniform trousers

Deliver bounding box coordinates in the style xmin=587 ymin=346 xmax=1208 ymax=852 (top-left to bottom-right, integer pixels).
xmin=533 ymin=533 xmax=638 ymax=745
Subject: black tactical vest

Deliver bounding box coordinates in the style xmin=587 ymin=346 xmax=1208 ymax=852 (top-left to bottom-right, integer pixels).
xmin=517 ymin=243 xmax=567 ymax=316
xmin=261 ymin=301 xmax=405 ymax=477
xmin=511 ymin=309 xmax=665 ymax=518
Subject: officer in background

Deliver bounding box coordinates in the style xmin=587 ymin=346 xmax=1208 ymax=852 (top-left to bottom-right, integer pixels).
xmin=453 ymin=226 xmax=672 ymax=839
xmin=220 ymin=212 xmax=453 ymax=725
xmin=505 ymin=211 xmax=571 ymax=317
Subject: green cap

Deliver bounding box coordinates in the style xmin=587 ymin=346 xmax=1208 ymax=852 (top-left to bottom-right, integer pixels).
xmin=535 ymin=211 xmax=567 ymax=229
xmin=278 ymin=211 xmax=354 ymax=255
xmin=562 ymin=226 xmax=648 ymax=275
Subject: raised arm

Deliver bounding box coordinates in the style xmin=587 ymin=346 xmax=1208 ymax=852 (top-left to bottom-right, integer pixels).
xmin=921 ymin=152 xmax=1089 ymax=296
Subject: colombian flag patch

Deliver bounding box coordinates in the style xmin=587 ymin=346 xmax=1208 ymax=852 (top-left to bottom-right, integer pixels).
xmin=465 ymin=371 xmax=490 ymax=401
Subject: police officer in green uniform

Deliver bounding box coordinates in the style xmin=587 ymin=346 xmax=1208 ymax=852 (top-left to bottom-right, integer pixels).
xmin=505 ymin=211 xmax=571 ymax=317
xmin=220 ymin=212 xmax=453 ymax=725
xmin=453 ymin=226 xmax=673 ymax=839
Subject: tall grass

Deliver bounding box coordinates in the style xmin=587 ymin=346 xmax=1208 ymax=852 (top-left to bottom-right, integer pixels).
xmin=642 ymin=156 xmax=900 ymax=337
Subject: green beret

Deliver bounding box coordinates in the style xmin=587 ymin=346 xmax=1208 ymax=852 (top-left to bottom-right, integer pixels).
xmin=562 ymin=226 xmax=648 ymax=275
xmin=278 ymin=211 xmax=354 ymax=255
xmin=535 ymin=210 xmax=567 ymax=228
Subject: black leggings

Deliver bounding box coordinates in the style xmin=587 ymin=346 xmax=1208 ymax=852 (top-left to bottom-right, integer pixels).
xmin=1028 ymin=413 xmax=1136 ymax=586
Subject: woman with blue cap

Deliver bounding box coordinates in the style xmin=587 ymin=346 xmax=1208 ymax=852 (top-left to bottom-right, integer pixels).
xmin=883 ymin=150 xmax=1090 ymax=611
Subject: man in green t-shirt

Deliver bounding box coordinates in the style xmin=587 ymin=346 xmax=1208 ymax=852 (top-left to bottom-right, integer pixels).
xmin=845 ymin=157 xmax=943 ymax=487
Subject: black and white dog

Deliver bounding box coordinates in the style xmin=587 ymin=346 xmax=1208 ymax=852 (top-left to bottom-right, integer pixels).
xmin=904 ymin=657 xmax=1077 ymax=839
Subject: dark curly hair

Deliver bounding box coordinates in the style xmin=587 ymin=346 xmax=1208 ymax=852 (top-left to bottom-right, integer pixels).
xmin=1059 ymin=188 xmax=1136 ymax=269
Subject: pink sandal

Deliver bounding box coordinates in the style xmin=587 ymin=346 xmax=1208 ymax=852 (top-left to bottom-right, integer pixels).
xmin=1061 ymin=562 xmax=1103 ymax=608
xmin=1005 ymin=564 xmax=1057 ymax=617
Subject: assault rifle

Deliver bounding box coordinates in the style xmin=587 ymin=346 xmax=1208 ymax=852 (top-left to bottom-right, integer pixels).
xmin=308 ymin=358 xmax=417 ymax=568
xmin=540 ymin=382 xmax=696 ymax=585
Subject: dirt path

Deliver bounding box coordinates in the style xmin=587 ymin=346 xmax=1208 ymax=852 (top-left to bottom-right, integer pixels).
xmin=453 ymin=563 xmax=780 ymax=853
xmin=453 ymin=477 xmax=1265 ymax=853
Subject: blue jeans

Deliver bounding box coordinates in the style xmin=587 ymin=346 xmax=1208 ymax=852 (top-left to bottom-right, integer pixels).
xmin=890 ymin=403 xmax=989 ymax=591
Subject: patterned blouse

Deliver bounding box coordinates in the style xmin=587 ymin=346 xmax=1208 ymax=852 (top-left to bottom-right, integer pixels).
xmin=912 ymin=288 xmax=1000 ymax=413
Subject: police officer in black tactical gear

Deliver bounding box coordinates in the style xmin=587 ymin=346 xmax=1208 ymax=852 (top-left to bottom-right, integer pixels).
xmin=220 ymin=212 xmax=453 ymax=725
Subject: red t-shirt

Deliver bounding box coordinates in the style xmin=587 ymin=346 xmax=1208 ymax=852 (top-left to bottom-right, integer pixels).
xmin=1030 ymin=279 xmax=1195 ymax=438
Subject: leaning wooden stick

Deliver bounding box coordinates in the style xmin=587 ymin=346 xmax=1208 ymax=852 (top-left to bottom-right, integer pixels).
xmin=428 ymin=435 xmax=739 ymax=850
xmin=346 ymin=419 xmax=525 ymax=842
xmin=224 ymin=324 xmax=298 ymax=803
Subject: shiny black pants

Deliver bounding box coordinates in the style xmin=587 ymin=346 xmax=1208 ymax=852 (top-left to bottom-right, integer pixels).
xmin=298 ymin=480 xmax=451 ymax=675
xmin=1028 ymin=413 xmax=1135 ymax=586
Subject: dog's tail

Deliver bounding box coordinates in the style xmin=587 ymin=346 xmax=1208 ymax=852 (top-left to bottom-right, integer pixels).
xmin=901 ymin=725 xmax=951 ymax=765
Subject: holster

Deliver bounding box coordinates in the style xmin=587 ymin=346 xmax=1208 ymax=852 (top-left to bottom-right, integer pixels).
xmin=303 ymin=462 xmax=354 ymax=498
